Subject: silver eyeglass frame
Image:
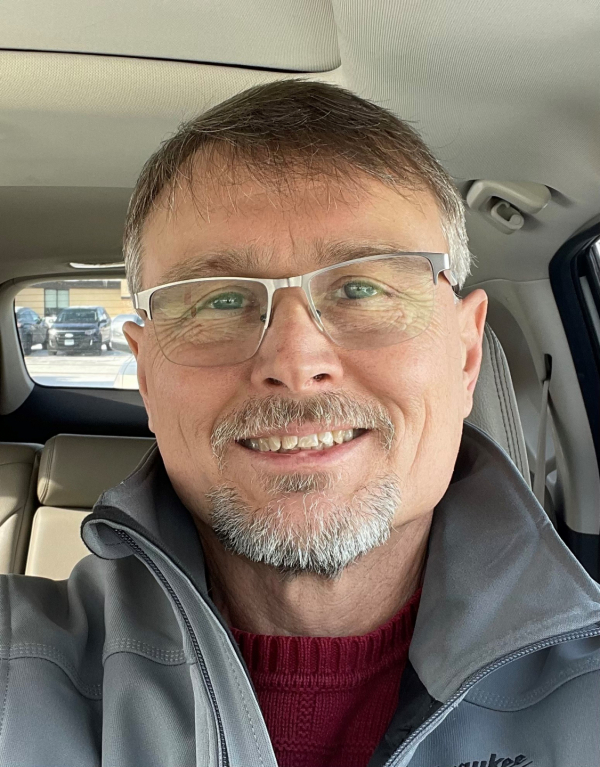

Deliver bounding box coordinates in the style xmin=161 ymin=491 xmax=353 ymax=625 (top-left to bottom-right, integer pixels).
xmin=133 ymin=252 xmax=457 ymax=357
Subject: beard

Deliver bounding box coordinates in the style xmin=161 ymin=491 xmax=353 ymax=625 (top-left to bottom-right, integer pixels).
xmin=206 ymin=472 xmax=401 ymax=579
xmin=207 ymin=391 xmax=399 ymax=578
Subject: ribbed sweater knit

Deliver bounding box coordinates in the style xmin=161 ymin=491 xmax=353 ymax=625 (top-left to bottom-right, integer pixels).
xmin=231 ymin=589 xmax=421 ymax=767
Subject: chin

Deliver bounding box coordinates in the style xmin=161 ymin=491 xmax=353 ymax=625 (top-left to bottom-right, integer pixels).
xmin=205 ymin=473 xmax=402 ymax=578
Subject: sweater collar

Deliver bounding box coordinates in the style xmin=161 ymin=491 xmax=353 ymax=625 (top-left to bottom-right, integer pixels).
xmin=231 ymin=588 xmax=421 ymax=682
xmin=83 ymin=423 xmax=600 ymax=703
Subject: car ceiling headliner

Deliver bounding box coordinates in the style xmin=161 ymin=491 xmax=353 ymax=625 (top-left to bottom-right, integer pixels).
xmin=0 ymin=0 xmax=599 ymax=287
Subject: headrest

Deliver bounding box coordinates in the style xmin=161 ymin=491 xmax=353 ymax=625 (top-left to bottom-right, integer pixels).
xmin=467 ymin=324 xmax=530 ymax=484
xmin=0 ymin=442 xmax=41 ymax=467
xmin=38 ymin=434 xmax=155 ymax=508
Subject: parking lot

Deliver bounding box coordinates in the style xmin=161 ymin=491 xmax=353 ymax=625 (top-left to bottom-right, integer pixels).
xmin=25 ymin=347 xmax=137 ymax=388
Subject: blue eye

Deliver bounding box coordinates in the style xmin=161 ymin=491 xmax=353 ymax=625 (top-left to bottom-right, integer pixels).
xmin=206 ymin=292 xmax=247 ymax=310
xmin=342 ymin=282 xmax=380 ymax=299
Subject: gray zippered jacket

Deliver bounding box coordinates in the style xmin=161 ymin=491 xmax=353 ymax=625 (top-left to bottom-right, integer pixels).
xmin=1 ymin=424 xmax=599 ymax=767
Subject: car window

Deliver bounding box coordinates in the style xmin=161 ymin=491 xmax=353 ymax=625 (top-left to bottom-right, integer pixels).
xmin=14 ymin=279 xmax=139 ymax=390
xmin=56 ymin=308 xmax=99 ymax=323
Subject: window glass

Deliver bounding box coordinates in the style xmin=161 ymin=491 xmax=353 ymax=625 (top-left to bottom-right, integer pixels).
xmin=582 ymin=241 xmax=600 ymax=350
xmin=44 ymin=288 xmax=69 ymax=317
xmin=15 ymin=279 xmax=140 ymax=390
xmin=56 ymin=308 xmax=99 ymax=323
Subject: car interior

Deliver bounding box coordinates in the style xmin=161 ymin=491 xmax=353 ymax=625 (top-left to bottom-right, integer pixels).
xmin=0 ymin=0 xmax=599 ymax=584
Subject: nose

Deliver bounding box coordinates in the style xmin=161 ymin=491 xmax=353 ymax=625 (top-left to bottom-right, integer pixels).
xmin=249 ymin=287 xmax=344 ymax=394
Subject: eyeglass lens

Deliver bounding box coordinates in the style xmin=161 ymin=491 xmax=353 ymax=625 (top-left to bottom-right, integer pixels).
xmin=150 ymin=279 xmax=269 ymax=367
xmin=309 ymin=255 xmax=434 ymax=350
xmin=150 ymin=256 xmax=434 ymax=367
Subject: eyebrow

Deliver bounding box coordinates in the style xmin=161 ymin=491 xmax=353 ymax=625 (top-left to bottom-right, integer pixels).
xmin=155 ymin=241 xmax=419 ymax=287
xmin=158 ymin=247 xmax=263 ymax=285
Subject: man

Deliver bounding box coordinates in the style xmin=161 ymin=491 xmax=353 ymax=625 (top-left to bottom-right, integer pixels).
xmin=2 ymin=81 xmax=600 ymax=767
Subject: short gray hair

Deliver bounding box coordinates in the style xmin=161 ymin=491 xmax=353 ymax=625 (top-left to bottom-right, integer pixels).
xmin=123 ymin=80 xmax=471 ymax=295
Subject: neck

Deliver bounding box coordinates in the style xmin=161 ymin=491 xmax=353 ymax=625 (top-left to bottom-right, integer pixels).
xmin=197 ymin=514 xmax=431 ymax=637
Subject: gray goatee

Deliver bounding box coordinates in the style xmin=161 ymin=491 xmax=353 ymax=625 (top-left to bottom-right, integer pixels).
xmin=207 ymin=476 xmax=401 ymax=578
xmin=207 ymin=392 xmax=400 ymax=578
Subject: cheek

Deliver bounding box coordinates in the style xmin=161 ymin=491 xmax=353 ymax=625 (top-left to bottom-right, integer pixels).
xmin=349 ymin=320 xmax=463 ymax=428
xmin=346 ymin=321 xmax=465 ymax=508
xmin=144 ymin=362 xmax=247 ymax=517
xmin=143 ymin=349 xmax=241 ymax=467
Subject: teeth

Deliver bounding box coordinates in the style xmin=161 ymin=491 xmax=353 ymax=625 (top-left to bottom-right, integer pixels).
xmin=243 ymin=429 xmax=363 ymax=453
xmin=318 ymin=431 xmax=334 ymax=447
xmin=298 ymin=434 xmax=319 ymax=449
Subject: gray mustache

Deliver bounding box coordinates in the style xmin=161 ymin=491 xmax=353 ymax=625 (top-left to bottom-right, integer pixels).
xmin=211 ymin=391 xmax=395 ymax=461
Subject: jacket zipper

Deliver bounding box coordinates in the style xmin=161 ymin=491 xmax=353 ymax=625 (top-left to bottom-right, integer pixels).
xmin=114 ymin=529 xmax=230 ymax=767
xmin=109 ymin=523 xmax=600 ymax=767
xmin=383 ymin=623 xmax=600 ymax=767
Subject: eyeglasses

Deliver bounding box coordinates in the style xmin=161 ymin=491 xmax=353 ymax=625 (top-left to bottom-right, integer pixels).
xmin=133 ymin=252 xmax=457 ymax=367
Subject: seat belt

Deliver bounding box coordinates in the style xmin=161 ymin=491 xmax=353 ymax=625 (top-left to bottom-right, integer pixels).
xmin=533 ymin=356 xmax=552 ymax=510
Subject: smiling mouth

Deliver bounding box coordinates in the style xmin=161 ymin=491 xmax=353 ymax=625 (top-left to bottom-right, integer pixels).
xmin=238 ymin=428 xmax=367 ymax=454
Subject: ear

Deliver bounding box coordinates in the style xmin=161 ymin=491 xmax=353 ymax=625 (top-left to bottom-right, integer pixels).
xmin=458 ymin=289 xmax=488 ymax=418
xmin=122 ymin=321 xmax=142 ymax=357
xmin=122 ymin=320 xmax=155 ymax=433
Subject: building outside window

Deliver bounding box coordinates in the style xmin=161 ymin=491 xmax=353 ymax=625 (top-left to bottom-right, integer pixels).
xmin=44 ymin=288 xmax=69 ymax=317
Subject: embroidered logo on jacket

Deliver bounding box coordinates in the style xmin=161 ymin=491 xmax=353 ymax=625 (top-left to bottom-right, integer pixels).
xmin=436 ymin=754 xmax=531 ymax=767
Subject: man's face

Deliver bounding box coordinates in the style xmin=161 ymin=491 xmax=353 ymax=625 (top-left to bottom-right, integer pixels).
xmin=127 ymin=172 xmax=487 ymax=576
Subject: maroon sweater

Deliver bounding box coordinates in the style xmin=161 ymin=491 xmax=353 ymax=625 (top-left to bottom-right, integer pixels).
xmin=231 ymin=590 xmax=421 ymax=767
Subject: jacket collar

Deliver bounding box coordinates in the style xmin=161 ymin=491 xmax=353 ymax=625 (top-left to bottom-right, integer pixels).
xmin=84 ymin=423 xmax=600 ymax=703
xmin=411 ymin=424 xmax=600 ymax=701
xmin=86 ymin=446 xmax=210 ymax=593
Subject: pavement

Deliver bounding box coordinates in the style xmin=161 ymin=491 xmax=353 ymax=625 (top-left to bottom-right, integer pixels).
xmin=25 ymin=347 xmax=136 ymax=388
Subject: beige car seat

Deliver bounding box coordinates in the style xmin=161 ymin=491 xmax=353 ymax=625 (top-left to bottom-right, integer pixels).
xmin=0 ymin=442 xmax=42 ymax=574
xmin=26 ymin=434 xmax=154 ymax=579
